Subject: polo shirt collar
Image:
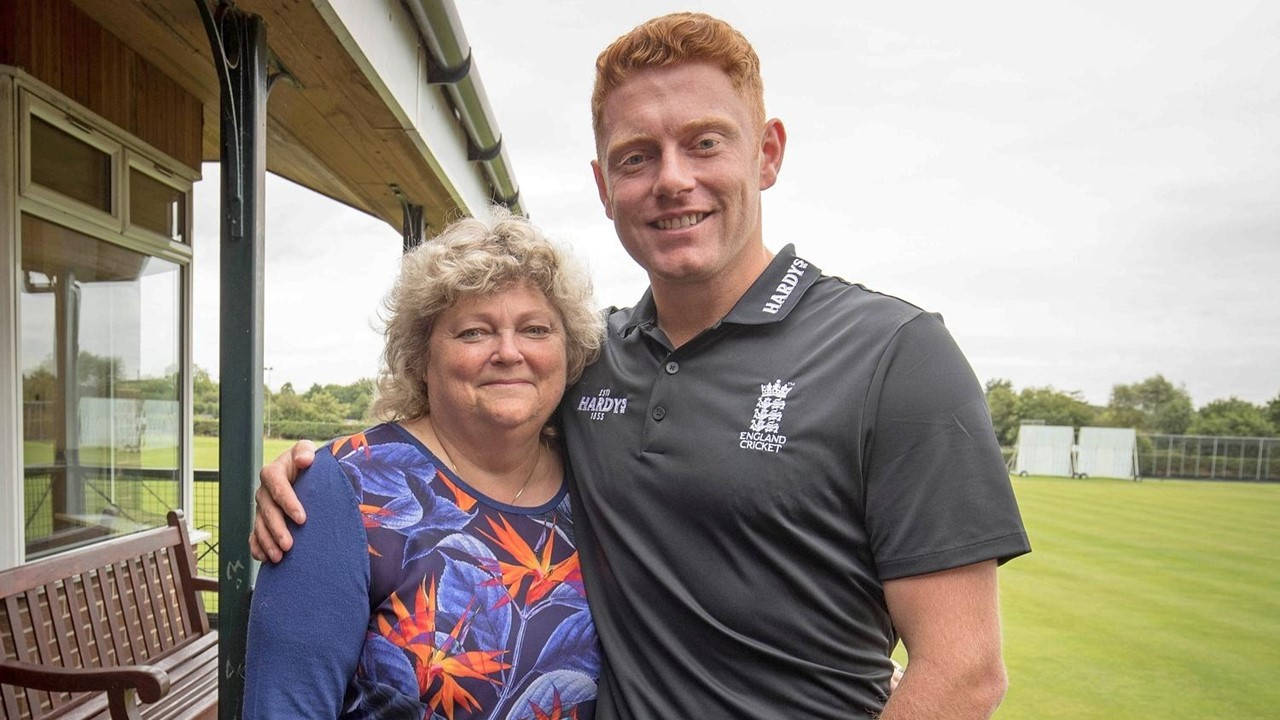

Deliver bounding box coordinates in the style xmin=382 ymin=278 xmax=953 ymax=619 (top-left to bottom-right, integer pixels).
xmin=722 ymin=244 xmax=820 ymax=325
xmin=620 ymin=289 xmax=658 ymax=337
xmin=620 ymin=245 xmax=820 ymax=335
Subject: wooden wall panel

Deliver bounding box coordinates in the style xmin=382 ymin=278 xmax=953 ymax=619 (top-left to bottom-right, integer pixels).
xmin=0 ymin=0 xmax=18 ymax=65
xmin=1 ymin=0 xmax=201 ymax=171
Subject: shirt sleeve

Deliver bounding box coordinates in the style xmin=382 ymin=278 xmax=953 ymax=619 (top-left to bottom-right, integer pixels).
xmin=243 ymin=448 xmax=370 ymax=718
xmin=862 ymin=312 xmax=1031 ymax=580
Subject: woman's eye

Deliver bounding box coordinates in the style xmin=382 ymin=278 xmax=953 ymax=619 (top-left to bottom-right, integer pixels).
xmin=458 ymin=328 xmax=487 ymax=340
xmin=524 ymin=325 xmax=551 ymax=337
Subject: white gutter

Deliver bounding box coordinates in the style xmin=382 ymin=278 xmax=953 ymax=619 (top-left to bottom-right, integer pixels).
xmin=403 ymin=0 xmax=522 ymax=214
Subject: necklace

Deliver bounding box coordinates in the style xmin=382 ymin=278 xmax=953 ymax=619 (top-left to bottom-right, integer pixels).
xmin=509 ymin=450 xmax=541 ymax=504
xmin=423 ymin=416 xmax=543 ymax=505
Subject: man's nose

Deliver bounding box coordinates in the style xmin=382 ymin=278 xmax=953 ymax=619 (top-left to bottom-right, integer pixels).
xmin=654 ymin=153 xmax=695 ymax=198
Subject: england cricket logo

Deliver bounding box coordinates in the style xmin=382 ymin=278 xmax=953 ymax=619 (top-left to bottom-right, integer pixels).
xmin=739 ymin=379 xmax=795 ymax=454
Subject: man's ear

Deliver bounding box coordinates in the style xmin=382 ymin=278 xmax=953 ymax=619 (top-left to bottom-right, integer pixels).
xmin=591 ymin=159 xmax=614 ymax=220
xmin=758 ymin=118 xmax=787 ymax=190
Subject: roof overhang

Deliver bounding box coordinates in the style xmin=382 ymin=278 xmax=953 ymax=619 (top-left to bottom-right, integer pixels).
xmin=70 ymin=0 xmax=513 ymax=233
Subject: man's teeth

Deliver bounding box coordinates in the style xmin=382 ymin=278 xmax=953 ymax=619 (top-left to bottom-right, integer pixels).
xmin=655 ymin=213 xmax=705 ymax=230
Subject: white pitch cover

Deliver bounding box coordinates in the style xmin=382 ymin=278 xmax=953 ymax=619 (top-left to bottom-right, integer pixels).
xmin=1014 ymin=425 xmax=1075 ymax=477
xmin=1076 ymin=426 xmax=1138 ymax=480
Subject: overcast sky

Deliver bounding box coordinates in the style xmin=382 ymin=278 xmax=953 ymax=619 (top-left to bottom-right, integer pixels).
xmin=193 ymin=0 xmax=1279 ymax=407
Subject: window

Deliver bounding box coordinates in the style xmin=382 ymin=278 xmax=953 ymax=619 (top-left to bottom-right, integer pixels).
xmin=20 ymin=214 xmax=183 ymax=559
xmin=129 ymin=163 xmax=188 ymax=244
xmin=29 ymin=116 xmax=113 ymax=212
xmin=22 ymin=96 xmax=122 ymax=229
xmin=10 ymin=85 xmax=193 ymax=561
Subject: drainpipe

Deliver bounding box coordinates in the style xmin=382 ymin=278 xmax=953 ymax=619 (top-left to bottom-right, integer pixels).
xmin=403 ymin=0 xmax=523 ymax=216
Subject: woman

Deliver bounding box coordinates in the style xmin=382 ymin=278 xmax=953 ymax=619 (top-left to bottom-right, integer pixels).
xmin=243 ymin=209 xmax=604 ymax=719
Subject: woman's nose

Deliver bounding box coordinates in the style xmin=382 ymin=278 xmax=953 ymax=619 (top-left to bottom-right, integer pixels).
xmin=491 ymin=331 xmax=524 ymax=363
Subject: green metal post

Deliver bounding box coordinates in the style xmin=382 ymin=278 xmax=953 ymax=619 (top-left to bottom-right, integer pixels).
xmin=196 ymin=2 xmax=267 ymax=717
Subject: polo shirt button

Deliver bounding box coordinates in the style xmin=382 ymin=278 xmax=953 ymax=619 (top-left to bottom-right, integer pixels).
xmin=665 ymin=361 xmax=679 ymax=375
xmin=652 ymin=405 xmax=667 ymax=421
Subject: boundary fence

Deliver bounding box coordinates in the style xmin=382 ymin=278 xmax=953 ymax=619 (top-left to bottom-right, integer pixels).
xmin=1139 ymin=433 xmax=1279 ymax=482
xmin=23 ymin=467 xmax=221 ymax=606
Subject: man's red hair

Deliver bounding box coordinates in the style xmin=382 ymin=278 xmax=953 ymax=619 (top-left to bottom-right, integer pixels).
xmin=592 ymin=12 xmax=765 ymax=142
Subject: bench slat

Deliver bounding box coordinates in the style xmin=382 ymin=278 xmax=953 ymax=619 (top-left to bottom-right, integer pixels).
xmin=4 ymin=595 xmax=40 ymax=719
xmin=155 ymin=553 xmax=183 ymax=649
xmin=42 ymin=584 xmax=74 ymax=716
xmin=111 ymin=564 xmax=140 ymax=669
xmin=43 ymin=582 xmax=75 ymax=684
xmin=2 ymin=680 xmax=20 ymax=720
xmin=124 ymin=561 xmax=158 ymax=663
xmin=64 ymin=576 xmax=96 ymax=671
xmin=23 ymin=589 xmax=56 ymax=715
xmin=2 ymin=594 xmax=26 ymax=720
xmin=76 ymin=572 xmax=111 ymax=671
xmin=95 ymin=568 xmax=130 ymax=669
xmin=156 ymin=552 xmax=186 ymax=643
xmin=115 ymin=562 xmax=147 ymax=665
xmin=140 ymin=635 xmax=217 ymax=720
xmin=166 ymin=524 xmax=206 ymax=639
xmin=136 ymin=557 xmax=169 ymax=654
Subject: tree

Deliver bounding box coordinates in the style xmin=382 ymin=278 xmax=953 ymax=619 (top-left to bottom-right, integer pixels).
xmin=1100 ymin=375 xmax=1193 ymax=433
xmin=272 ymin=383 xmax=311 ymax=422
xmin=23 ymin=366 xmax=57 ymax=403
xmin=306 ymin=391 xmax=344 ymax=422
xmin=303 ymin=379 xmax=375 ymax=420
xmin=983 ymin=380 xmax=1099 ymax=444
xmin=1189 ymin=398 xmax=1275 ymax=437
xmin=76 ymin=351 xmax=124 ymax=396
xmin=193 ymin=365 xmax=219 ymax=417
xmin=1016 ymin=386 xmax=1096 ymax=429
xmin=984 ymin=379 xmax=1020 ymax=446
xmin=1267 ymin=391 xmax=1280 ymax=431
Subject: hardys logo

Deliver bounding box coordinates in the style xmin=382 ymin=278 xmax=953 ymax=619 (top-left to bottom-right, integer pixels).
xmin=576 ymin=388 xmax=628 ymax=421
xmin=739 ymin=379 xmax=795 ymax=453
xmin=761 ymin=258 xmax=809 ymax=314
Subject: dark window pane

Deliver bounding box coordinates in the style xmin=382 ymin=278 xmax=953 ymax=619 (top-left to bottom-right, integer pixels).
xmin=30 ymin=116 xmax=113 ymax=212
xmin=130 ymin=168 xmax=187 ymax=243
xmin=21 ymin=213 xmax=182 ymax=559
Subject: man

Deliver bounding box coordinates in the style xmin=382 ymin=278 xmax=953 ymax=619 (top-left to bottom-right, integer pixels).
xmin=253 ymin=13 xmax=1029 ymax=718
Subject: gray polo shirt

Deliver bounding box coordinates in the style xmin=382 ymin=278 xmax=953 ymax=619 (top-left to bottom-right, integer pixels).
xmin=561 ymin=245 xmax=1029 ymax=719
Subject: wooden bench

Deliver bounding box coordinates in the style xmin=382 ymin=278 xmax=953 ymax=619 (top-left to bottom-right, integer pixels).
xmin=0 ymin=511 xmax=218 ymax=720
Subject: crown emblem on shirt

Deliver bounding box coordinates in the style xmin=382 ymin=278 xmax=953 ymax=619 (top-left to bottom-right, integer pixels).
xmin=741 ymin=379 xmax=797 ymax=453
xmin=759 ymin=380 xmax=796 ymax=400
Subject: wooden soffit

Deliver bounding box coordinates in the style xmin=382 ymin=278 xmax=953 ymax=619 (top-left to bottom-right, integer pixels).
xmin=69 ymin=0 xmax=470 ymax=232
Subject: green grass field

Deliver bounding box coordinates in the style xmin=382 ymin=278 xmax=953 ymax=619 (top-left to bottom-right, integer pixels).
xmin=992 ymin=475 xmax=1279 ymax=718
xmin=23 ymin=436 xmax=302 ymax=470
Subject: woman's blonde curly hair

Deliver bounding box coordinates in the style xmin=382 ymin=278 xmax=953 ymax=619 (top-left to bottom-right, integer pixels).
xmin=371 ymin=207 xmax=603 ymax=422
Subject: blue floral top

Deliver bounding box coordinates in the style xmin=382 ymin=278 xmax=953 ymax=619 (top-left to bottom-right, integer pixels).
xmin=244 ymin=423 xmax=600 ymax=720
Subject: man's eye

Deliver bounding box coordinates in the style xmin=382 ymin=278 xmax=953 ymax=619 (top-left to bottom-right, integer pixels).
xmin=696 ymin=138 xmax=719 ymax=151
xmin=620 ymin=153 xmax=646 ymax=167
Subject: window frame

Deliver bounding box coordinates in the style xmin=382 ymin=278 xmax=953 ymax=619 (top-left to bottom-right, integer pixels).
xmin=19 ymin=92 xmax=123 ymax=233
xmin=3 ymin=71 xmax=198 ymax=567
xmin=125 ymin=151 xmax=193 ymax=249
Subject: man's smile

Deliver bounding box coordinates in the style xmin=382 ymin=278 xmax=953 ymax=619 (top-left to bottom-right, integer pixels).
xmin=651 ymin=212 xmax=710 ymax=230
